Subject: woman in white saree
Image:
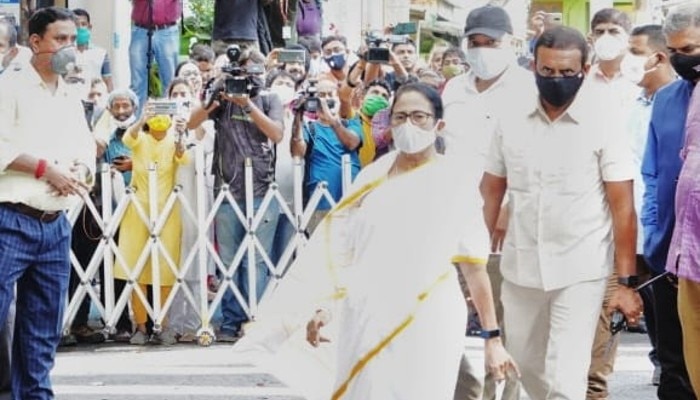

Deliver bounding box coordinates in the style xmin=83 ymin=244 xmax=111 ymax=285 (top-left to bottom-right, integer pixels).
xmin=231 ymin=83 xmax=518 ymax=399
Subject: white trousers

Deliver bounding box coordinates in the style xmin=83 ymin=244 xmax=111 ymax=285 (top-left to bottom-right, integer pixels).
xmin=502 ymin=278 xmax=606 ymax=400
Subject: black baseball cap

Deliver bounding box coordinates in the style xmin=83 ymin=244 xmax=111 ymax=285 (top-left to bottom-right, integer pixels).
xmin=464 ymin=6 xmax=513 ymax=39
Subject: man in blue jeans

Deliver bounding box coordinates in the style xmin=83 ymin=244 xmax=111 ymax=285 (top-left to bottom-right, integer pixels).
xmin=189 ymin=49 xmax=284 ymax=342
xmin=129 ymin=0 xmax=181 ymax=113
xmin=0 ymin=7 xmax=95 ymax=398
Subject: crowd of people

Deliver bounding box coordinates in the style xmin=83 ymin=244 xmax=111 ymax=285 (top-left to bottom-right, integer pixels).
xmin=0 ymin=0 xmax=699 ymax=399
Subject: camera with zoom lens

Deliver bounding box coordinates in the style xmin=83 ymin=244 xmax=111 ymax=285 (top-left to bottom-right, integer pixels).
xmin=292 ymin=81 xmax=336 ymax=113
xmin=221 ymin=44 xmax=260 ymax=96
xmin=365 ymin=31 xmax=390 ymax=64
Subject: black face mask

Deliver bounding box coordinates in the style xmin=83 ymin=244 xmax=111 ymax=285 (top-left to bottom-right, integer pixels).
xmin=535 ymin=72 xmax=585 ymax=107
xmin=670 ymin=53 xmax=700 ymax=82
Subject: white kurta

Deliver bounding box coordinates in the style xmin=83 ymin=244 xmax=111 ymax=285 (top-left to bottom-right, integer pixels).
xmin=232 ymin=151 xmax=489 ymax=400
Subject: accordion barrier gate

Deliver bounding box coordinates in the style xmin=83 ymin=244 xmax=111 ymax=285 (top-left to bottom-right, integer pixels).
xmin=63 ymin=146 xmax=353 ymax=346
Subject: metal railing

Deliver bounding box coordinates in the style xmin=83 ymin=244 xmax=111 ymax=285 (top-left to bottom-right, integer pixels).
xmin=64 ymin=146 xmax=353 ymax=346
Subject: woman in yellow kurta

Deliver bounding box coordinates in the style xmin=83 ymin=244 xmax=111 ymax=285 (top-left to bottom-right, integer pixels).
xmin=114 ymin=103 xmax=189 ymax=345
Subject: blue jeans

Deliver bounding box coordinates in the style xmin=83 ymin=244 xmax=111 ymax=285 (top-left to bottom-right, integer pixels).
xmin=129 ymin=25 xmax=180 ymax=113
xmin=0 ymin=206 xmax=72 ymax=400
xmin=271 ymin=213 xmax=295 ymax=266
xmin=215 ymin=199 xmax=279 ymax=335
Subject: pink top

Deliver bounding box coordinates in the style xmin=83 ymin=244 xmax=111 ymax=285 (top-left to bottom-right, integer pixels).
xmin=666 ymin=82 xmax=700 ymax=283
xmin=131 ymin=0 xmax=182 ymax=27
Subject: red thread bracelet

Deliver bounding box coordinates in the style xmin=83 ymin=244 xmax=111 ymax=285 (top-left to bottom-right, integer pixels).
xmin=34 ymin=159 xmax=47 ymax=179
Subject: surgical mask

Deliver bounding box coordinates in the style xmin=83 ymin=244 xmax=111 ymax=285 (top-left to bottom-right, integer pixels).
xmin=146 ymin=115 xmax=172 ymax=132
xmin=670 ymin=52 xmax=700 ymax=82
xmin=392 ymin=120 xmax=437 ymax=154
xmin=324 ymin=53 xmax=346 ymax=70
xmin=536 ymin=72 xmax=585 ymax=107
xmin=465 ymin=47 xmax=513 ymax=80
xmin=594 ymin=33 xmax=628 ymax=61
xmin=114 ymin=114 xmax=137 ymax=129
xmin=441 ymin=64 xmax=463 ymax=80
xmin=270 ymin=85 xmax=296 ymax=105
xmin=51 ymin=45 xmax=77 ymax=75
xmin=620 ymin=53 xmax=657 ymax=85
xmin=361 ymin=94 xmax=389 ymax=117
xmin=309 ymin=57 xmax=324 ymax=76
xmin=76 ymin=27 xmax=91 ymax=46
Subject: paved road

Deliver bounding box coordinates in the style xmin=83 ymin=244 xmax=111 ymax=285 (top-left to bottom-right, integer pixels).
xmin=52 ymin=331 xmax=657 ymax=399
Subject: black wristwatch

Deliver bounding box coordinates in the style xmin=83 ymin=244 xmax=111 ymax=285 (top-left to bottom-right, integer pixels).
xmin=617 ymin=275 xmax=640 ymax=289
xmin=479 ymin=328 xmax=501 ymax=339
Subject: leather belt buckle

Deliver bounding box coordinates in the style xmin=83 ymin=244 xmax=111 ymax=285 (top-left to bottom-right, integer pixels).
xmin=0 ymin=202 xmax=61 ymax=223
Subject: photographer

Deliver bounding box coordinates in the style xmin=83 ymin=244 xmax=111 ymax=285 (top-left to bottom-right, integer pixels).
xmin=291 ymin=75 xmax=362 ymax=234
xmin=188 ymin=46 xmax=284 ymax=342
xmin=384 ymin=37 xmax=418 ymax=91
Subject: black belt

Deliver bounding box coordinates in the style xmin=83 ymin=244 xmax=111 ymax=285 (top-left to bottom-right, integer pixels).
xmin=0 ymin=202 xmax=62 ymax=222
xmin=134 ymin=22 xmax=177 ymax=31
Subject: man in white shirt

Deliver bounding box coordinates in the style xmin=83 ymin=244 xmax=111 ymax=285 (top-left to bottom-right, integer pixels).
xmin=0 ymin=17 xmax=31 ymax=75
xmin=480 ymin=26 xmax=643 ymax=400
xmin=584 ymin=9 xmax=647 ymax=398
xmin=72 ymin=8 xmax=113 ymax=91
xmin=0 ymin=7 xmax=95 ymax=399
xmin=442 ymin=6 xmax=534 ymax=400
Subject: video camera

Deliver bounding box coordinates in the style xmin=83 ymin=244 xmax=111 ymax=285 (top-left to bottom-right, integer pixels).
xmin=292 ymin=80 xmax=336 ymax=113
xmin=364 ymin=23 xmax=416 ymax=64
xmin=221 ymin=44 xmax=261 ymax=96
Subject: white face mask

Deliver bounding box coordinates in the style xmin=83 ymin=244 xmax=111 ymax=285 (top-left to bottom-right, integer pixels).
xmin=270 ymin=85 xmax=296 ymax=105
xmin=465 ymin=47 xmax=513 ymax=80
xmin=392 ymin=120 xmax=437 ymax=154
xmin=594 ymin=33 xmax=628 ymax=61
xmin=620 ymin=53 xmax=657 ymax=85
xmin=309 ymin=57 xmax=324 ymax=77
xmin=114 ymin=114 xmax=137 ymax=129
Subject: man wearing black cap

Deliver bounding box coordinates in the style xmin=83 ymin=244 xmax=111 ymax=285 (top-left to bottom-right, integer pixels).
xmin=443 ymin=5 xmax=534 ymax=400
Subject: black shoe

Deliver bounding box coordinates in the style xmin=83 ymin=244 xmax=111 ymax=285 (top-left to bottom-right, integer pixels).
xmin=59 ymin=333 xmax=77 ymax=347
xmin=71 ymin=325 xmax=106 ymax=344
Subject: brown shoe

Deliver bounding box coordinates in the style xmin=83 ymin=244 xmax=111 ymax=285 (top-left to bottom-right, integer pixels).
xmin=71 ymin=325 xmax=106 ymax=344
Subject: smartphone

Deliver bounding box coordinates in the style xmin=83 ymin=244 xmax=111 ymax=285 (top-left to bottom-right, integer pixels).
xmin=278 ymin=49 xmax=306 ymax=64
xmin=546 ymin=12 xmax=563 ymax=25
xmin=151 ymin=100 xmax=179 ymax=115
xmin=392 ymin=22 xmax=417 ymax=35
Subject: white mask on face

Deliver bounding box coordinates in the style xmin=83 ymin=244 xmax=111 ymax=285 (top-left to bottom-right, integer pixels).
xmin=620 ymin=53 xmax=657 ymax=85
xmin=114 ymin=114 xmax=137 ymax=129
xmin=392 ymin=120 xmax=437 ymax=154
xmin=594 ymin=33 xmax=628 ymax=61
xmin=465 ymin=47 xmax=513 ymax=80
xmin=270 ymin=85 xmax=296 ymax=105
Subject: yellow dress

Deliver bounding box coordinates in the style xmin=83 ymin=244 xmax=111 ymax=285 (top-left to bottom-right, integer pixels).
xmin=114 ymin=131 xmax=189 ymax=286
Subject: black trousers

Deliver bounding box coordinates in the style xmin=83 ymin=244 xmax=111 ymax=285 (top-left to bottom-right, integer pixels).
xmin=69 ymin=205 xmax=131 ymax=332
xmin=653 ymin=273 xmax=697 ymax=399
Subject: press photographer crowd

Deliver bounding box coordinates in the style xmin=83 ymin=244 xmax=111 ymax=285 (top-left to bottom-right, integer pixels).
xmin=1 ymin=0 xmax=700 ymax=399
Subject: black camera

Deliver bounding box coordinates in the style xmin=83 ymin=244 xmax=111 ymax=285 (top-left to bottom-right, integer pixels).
xmin=365 ymin=31 xmax=390 ymax=64
xmin=291 ymin=81 xmax=337 ymax=113
xmin=221 ymin=44 xmax=260 ymax=97
xmin=303 ymin=81 xmax=321 ymax=112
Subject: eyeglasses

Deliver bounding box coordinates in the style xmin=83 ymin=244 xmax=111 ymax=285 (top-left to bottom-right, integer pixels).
xmin=390 ymin=110 xmax=434 ymax=126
